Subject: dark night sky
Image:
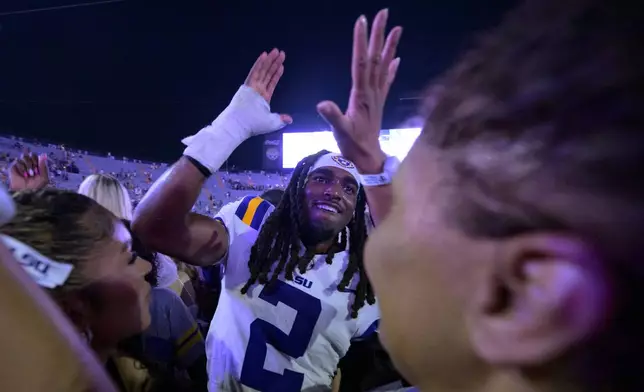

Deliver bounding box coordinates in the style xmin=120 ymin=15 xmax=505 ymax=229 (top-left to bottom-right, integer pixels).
xmin=0 ymin=0 xmax=515 ymax=169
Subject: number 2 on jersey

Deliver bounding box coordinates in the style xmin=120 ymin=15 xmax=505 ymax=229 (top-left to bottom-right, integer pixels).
xmin=240 ymin=280 xmax=322 ymax=391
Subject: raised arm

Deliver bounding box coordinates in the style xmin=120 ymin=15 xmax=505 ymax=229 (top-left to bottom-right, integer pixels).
xmin=317 ymin=10 xmax=402 ymax=225
xmin=133 ymin=49 xmax=291 ymax=267
xmin=132 ymin=158 xmax=226 ymax=267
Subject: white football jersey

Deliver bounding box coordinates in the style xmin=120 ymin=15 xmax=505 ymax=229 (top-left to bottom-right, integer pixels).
xmin=206 ymin=195 xmax=379 ymax=392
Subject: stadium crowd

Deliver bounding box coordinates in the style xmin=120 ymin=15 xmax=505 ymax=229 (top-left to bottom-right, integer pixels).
xmin=0 ymin=135 xmax=287 ymax=216
xmin=1 ymin=1 xmax=643 ymax=392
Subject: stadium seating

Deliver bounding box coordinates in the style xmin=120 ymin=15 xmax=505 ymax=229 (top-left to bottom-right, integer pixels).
xmin=0 ymin=135 xmax=288 ymax=215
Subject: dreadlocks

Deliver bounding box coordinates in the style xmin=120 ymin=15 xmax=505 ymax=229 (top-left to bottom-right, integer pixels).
xmin=240 ymin=150 xmax=375 ymax=317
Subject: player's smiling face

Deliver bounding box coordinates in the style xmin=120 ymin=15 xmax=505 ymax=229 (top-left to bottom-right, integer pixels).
xmin=303 ymin=166 xmax=359 ymax=234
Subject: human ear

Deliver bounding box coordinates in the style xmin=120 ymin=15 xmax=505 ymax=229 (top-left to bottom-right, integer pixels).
xmin=466 ymin=233 xmax=610 ymax=365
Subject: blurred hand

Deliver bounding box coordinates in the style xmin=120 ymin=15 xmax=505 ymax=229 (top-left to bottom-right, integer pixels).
xmin=244 ymin=48 xmax=293 ymax=126
xmin=9 ymin=153 xmax=50 ymax=191
xmin=317 ymin=9 xmax=402 ymax=173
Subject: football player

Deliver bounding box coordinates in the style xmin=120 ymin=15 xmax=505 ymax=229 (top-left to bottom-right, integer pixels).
xmin=134 ymin=9 xmax=402 ymax=391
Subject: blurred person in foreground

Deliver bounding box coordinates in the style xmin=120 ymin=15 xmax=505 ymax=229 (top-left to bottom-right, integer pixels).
xmin=134 ymin=10 xmax=402 ymax=391
xmin=0 ymin=184 xmax=116 ymax=391
xmin=358 ymin=0 xmax=644 ymax=391
xmin=0 ymin=185 xmax=156 ymax=390
xmin=9 ymin=160 xmax=205 ymax=391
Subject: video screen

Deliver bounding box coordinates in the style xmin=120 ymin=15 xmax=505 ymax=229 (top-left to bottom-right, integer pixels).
xmin=281 ymin=128 xmax=421 ymax=169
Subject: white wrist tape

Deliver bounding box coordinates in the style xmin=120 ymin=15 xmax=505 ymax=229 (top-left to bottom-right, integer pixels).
xmin=182 ymin=85 xmax=287 ymax=173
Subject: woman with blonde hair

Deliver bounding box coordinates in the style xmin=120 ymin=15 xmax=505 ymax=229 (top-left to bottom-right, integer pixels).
xmin=78 ymin=174 xmax=133 ymax=220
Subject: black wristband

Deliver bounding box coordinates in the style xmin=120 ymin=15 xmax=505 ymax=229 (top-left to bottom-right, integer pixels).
xmin=183 ymin=155 xmax=212 ymax=178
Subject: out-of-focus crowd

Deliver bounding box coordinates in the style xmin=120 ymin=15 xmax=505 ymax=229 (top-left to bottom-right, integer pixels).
xmin=0 ymin=135 xmax=288 ymax=215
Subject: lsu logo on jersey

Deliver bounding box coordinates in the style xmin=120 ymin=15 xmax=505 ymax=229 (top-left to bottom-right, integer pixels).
xmin=234 ymin=196 xmax=273 ymax=231
xmin=293 ymin=275 xmax=313 ymax=289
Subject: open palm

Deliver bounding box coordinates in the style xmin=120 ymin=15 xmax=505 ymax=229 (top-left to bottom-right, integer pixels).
xmin=244 ymin=49 xmax=293 ymax=125
xmin=317 ymin=9 xmax=402 ymax=172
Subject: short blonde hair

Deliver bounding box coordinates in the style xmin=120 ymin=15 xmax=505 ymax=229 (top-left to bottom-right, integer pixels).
xmin=78 ymin=174 xmax=133 ymax=220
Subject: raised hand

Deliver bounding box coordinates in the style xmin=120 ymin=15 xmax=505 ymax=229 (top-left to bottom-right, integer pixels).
xmin=317 ymin=9 xmax=402 ymax=172
xmin=244 ymin=49 xmax=293 ymax=125
xmin=181 ymin=49 xmax=293 ymax=175
xmin=9 ymin=153 xmax=50 ymax=191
